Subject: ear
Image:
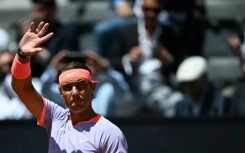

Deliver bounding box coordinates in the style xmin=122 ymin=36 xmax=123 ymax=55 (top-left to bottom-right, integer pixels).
xmin=59 ymin=86 xmax=64 ymax=98
xmin=92 ymin=81 xmax=98 ymax=92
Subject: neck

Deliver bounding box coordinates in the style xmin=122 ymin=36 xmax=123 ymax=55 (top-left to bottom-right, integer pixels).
xmin=70 ymin=107 xmax=97 ymax=125
xmin=145 ymin=24 xmax=157 ymax=37
xmin=190 ymin=88 xmax=206 ymax=103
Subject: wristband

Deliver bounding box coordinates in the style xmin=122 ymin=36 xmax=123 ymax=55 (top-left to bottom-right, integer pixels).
xmin=11 ymin=54 xmax=31 ymax=79
xmin=17 ymin=48 xmax=29 ymax=59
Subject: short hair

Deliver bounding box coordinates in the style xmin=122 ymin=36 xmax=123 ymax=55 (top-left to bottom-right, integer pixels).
xmin=157 ymin=0 xmax=165 ymax=9
xmin=143 ymin=0 xmax=165 ymax=9
xmin=31 ymin=0 xmax=56 ymax=8
xmin=58 ymin=62 xmax=92 ymax=77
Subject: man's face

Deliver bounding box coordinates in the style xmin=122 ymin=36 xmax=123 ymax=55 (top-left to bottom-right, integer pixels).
xmin=180 ymin=77 xmax=207 ymax=99
xmin=32 ymin=3 xmax=55 ymax=23
xmin=142 ymin=0 xmax=162 ymax=27
xmin=0 ymin=52 xmax=14 ymax=74
xmin=59 ymin=78 xmax=95 ymax=114
xmin=0 ymin=52 xmax=13 ymax=82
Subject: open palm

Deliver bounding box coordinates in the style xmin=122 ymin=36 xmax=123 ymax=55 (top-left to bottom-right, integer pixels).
xmin=19 ymin=21 xmax=54 ymax=57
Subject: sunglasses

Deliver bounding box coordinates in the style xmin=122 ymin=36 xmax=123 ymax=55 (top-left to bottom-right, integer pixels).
xmin=142 ymin=6 xmax=161 ymax=14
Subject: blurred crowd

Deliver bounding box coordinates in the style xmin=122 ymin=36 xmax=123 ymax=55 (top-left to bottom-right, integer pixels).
xmin=1 ymin=0 xmax=245 ymax=120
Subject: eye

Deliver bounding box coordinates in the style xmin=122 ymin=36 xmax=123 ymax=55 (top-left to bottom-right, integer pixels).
xmin=62 ymin=85 xmax=72 ymax=91
xmin=77 ymin=82 xmax=90 ymax=90
xmin=76 ymin=84 xmax=85 ymax=90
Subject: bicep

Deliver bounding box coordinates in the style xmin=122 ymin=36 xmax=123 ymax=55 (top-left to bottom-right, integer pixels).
xmin=11 ymin=76 xmax=43 ymax=119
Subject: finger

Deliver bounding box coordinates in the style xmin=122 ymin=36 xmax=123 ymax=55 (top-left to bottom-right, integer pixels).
xmin=31 ymin=47 xmax=43 ymax=53
xmin=39 ymin=32 xmax=54 ymax=44
xmin=36 ymin=21 xmax=44 ymax=33
xmin=28 ymin=22 xmax=35 ymax=32
xmin=38 ymin=23 xmax=49 ymax=37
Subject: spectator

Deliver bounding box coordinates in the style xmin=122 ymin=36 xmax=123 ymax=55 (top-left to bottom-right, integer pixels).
xmin=93 ymin=0 xmax=204 ymax=58
xmin=93 ymin=0 xmax=173 ymax=57
xmin=108 ymin=0 xmax=184 ymax=116
xmin=174 ymin=56 xmax=231 ymax=118
xmin=226 ymin=34 xmax=245 ymax=70
xmin=225 ymin=29 xmax=245 ymax=116
xmin=226 ymin=36 xmax=243 ymax=59
xmin=16 ymin=0 xmax=79 ymax=77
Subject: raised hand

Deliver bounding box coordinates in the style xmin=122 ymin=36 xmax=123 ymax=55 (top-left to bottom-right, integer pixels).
xmin=128 ymin=46 xmax=143 ymax=65
xmin=19 ymin=21 xmax=54 ymax=58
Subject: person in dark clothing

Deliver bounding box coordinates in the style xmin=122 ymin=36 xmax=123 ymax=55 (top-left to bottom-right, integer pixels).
xmin=16 ymin=0 xmax=79 ymax=77
xmin=174 ymin=56 xmax=231 ymax=118
xmin=107 ymin=0 xmax=184 ymax=116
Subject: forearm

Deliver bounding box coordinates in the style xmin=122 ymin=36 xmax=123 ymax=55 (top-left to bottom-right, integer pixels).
xmin=12 ymin=75 xmax=39 ymax=103
xmin=12 ymin=77 xmax=43 ymax=118
xmin=11 ymin=54 xmax=43 ymax=118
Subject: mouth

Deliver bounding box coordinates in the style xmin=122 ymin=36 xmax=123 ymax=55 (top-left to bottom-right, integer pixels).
xmin=71 ymin=97 xmax=84 ymax=106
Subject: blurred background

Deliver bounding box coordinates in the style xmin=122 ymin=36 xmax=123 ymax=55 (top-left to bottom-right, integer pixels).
xmin=1 ymin=0 xmax=245 ymax=152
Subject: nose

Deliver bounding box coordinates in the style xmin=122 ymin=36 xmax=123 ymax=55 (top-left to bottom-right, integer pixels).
xmin=71 ymin=86 xmax=79 ymax=95
xmin=146 ymin=10 xmax=158 ymax=18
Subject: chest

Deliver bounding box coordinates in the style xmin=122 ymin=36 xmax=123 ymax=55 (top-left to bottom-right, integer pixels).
xmin=48 ymin=121 xmax=101 ymax=153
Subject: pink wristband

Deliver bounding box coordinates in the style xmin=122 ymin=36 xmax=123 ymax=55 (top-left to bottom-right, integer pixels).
xmin=11 ymin=55 xmax=31 ymax=79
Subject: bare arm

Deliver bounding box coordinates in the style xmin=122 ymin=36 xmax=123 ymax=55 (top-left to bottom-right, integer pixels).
xmin=115 ymin=1 xmax=134 ymax=18
xmin=11 ymin=21 xmax=53 ymax=119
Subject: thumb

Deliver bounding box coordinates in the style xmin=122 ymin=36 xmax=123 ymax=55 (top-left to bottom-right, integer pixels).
xmin=32 ymin=47 xmax=43 ymax=53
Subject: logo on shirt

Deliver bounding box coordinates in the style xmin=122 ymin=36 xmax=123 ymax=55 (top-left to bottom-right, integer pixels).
xmin=79 ymin=139 xmax=88 ymax=143
xmin=59 ymin=127 xmax=65 ymax=131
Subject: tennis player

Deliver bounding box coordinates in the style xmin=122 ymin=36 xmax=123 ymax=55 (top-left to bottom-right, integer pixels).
xmin=11 ymin=21 xmax=128 ymax=152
